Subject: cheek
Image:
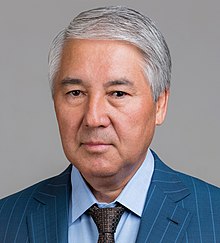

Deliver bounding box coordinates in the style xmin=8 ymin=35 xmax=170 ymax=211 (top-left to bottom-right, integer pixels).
xmin=56 ymin=109 xmax=78 ymax=140
xmin=116 ymin=104 xmax=156 ymax=144
xmin=126 ymin=100 xmax=156 ymax=127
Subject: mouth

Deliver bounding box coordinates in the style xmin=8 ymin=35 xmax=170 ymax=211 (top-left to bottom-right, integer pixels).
xmin=81 ymin=141 xmax=112 ymax=153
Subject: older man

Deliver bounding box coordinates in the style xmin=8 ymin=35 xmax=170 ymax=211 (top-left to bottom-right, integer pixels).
xmin=0 ymin=6 xmax=219 ymax=243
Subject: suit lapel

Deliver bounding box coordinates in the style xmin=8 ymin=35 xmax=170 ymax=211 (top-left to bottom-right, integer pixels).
xmin=26 ymin=152 xmax=192 ymax=242
xmin=136 ymin=151 xmax=192 ymax=243
xmin=27 ymin=165 xmax=72 ymax=243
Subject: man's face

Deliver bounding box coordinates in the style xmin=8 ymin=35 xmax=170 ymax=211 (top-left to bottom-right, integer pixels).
xmin=54 ymin=39 xmax=168 ymax=186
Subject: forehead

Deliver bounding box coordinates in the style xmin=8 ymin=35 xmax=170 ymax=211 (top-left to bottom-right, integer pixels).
xmin=56 ymin=39 xmax=148 ymax=87
xmin=61 ymin=38 xmax=142 ymax=58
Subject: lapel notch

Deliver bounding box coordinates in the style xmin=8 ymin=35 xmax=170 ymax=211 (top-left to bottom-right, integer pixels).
xmin=136 ymin=152 xmax=192 ymax=242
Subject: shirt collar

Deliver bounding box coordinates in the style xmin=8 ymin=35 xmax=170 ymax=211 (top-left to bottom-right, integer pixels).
xmin=70 ymin=149 xmax=154 ymax=223
xmin=116 ymin=149 xmax=154 ymax=216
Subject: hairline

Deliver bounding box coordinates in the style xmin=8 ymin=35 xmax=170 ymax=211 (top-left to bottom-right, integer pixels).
xmin=52 ymin=37 xmax=152 ymax=95
xmin=48 ymin=6 xmax=171 ymax=102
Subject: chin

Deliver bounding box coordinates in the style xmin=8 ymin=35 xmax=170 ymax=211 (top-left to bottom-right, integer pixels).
xmin=91 ymin=169 xmax=118 ymax=178
xmin=82 ymin=163 xmax=120 ymax=179
xmin=68 ymin=153 xmax=122 ymax=177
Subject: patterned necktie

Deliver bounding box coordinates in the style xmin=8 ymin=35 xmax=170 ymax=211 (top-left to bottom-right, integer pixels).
xmin=88 ymin=204 xmax=125 ymax=243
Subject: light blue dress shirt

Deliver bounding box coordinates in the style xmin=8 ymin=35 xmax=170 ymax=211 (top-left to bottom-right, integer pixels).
xmin=68 ymin=149 xmax=154 ymax=243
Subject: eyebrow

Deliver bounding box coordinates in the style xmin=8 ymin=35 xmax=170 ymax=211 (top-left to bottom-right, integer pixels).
xmin=60 ymin=78 xmax=83 ymax=86
xmin=59 ymin=77 xmax=134 ymax=88
xmin=104 ymin=79 xmax=134 ymax=88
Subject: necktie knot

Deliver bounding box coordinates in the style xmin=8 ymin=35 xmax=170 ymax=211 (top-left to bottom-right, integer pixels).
xmin=88 ymin=204 xmax=125 ymax=243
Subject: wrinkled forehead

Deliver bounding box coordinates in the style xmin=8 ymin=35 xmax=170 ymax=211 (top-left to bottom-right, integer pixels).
xmin=54 ymin=39 xmax=152 ymax=95
xmin=57 ymin=38 xmax=146 ymax=78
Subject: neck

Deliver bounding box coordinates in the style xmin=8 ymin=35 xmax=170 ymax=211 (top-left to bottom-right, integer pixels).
xmin=88 ymin=179 xmax=128 ymax=203
xmin=91 ymin=187 xmax=124 ymax=203
xmin=84 ymin=167 xmax=138 ymax=203
xmin=81 ymin=153 xmax=147 ymax=203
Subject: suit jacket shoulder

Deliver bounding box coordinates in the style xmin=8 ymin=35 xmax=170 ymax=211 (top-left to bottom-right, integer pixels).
xmin=0 ymin=165 xmax=72 ymax=243
xmin=136 ymin=150 xmax=220 ymax=243
xmin=1 ymin=153 xmax=220 ymax=243
xmin=174 ymin=163 xmax=220 ymax=242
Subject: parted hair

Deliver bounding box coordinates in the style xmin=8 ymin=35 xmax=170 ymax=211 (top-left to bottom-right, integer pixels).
xmin=48 ymin=6 xmax=171 ymax=101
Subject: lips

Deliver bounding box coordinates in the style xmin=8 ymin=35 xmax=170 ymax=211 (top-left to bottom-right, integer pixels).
xmin=81 ymin=141 xmax=112 ymax=153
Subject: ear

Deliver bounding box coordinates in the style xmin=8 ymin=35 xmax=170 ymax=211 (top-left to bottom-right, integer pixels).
xmin=155 ymin=89 xmax=170 ymax=126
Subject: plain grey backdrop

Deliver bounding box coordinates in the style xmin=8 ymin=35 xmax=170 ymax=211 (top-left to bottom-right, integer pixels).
xmin=1 ymin=0 xmax=219 ymax=198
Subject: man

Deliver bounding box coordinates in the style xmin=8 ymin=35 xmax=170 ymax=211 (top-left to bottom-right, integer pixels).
xmin=0 ymin=6 xmax=219 ymax=243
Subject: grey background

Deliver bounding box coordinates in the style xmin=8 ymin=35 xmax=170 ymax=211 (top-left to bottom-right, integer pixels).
xmin=0 ymin=0 xmax=219 ymax=198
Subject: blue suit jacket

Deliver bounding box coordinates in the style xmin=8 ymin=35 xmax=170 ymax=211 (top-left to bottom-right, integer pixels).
xmin=1 ymin=151 xmax=220 ymax=242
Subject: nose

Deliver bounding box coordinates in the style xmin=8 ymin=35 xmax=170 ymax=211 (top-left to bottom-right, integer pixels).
xmin=83 ymin=95 xmax=111 ymax=128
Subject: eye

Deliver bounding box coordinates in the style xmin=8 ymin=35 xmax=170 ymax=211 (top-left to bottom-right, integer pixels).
xmin=67 ymin=90 xmax=84 ymax=97
xmin=111 ymin=91 xmax=128 ymax=98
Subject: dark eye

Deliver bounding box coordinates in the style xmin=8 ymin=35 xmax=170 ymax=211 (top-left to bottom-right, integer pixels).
xmin=111 ymin=91 xmax=127 ymax=98
xmin=67 ymin=90 xmax=82 ymax=96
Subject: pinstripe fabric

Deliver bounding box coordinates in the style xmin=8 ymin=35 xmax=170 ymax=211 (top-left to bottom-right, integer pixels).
xmin=0 ymin=165 xmax=71 ymax=243
xmin=0 ymin=152 xmax=220 ymax=242
xmin=136 ymin=151 xmax=220 ymax=243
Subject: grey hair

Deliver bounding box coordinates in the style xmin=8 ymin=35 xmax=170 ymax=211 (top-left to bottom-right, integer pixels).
xmin=48 ymin=6 xmax=171 ymax=101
